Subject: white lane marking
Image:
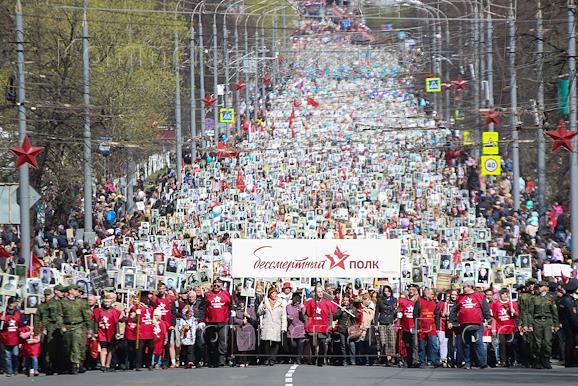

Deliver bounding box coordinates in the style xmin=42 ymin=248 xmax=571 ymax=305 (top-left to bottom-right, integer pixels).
xmin=285 ymin=364 xmax=299 ymax=386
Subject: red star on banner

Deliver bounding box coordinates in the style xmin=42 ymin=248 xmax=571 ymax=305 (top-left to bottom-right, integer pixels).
xmin=9 ymin=135 xmax=43 ymax=169
xmin=262 ymin=76 xmax=272 ymax=85
xmin=325 ymin=246 xmax=349 ymax=270
xmin=453 ymin=77 xmax=468 ymax=91
xmin=202 ymin=94 xmax=217 ymax=108
xmin=545 ymin=120 xmax=578 ymax=152
xmin=482 ymin=110 xmax=500 ymax=126
xmin=234 ymin=81 xmax=246 ymax=91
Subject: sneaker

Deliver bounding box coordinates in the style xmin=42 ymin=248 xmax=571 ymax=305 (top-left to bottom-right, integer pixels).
xmin=29 ymin=369 xmax=34 ymax=377
xmin=6 ymin=374 xmax=12 ymax=377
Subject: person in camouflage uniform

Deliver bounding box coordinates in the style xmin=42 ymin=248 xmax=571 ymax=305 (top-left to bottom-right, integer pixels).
xmin=36 ymin=287 xmax=61 ymax=375
xmin=528 ymin=281 xmax=560 ymax=369
xmin=517 ymin=278 xmax=536 ymax=367
xmin=57 ymin=284 xmax=92 ymax=374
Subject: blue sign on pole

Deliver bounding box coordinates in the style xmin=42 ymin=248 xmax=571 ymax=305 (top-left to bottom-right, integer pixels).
xmin=205 ymin=118 xmax=215 ymax=130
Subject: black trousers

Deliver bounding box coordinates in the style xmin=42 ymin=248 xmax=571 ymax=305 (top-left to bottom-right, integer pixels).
xmin=261 ymin=340 xmax=280 ymax=363
xmin=128 ymin=339 xmax=153 ymax=369
xmin=308 ymin=333 xmax=327 ymax=365
xmin=498 ymin=334 xmax=514 ymax=366
xmin=288 ymin=338 xmax=304 ymax=363
xmin=402 ymin=331 xmax=417 ymax=367
xmin=205 ymin=323 xmax=228 ymax=366
xmin=180 ymin=344 xmax=196 ymax=365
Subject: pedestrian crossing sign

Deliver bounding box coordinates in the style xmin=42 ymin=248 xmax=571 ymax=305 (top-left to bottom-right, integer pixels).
xmin=482 ymin=132 xmax=499 ymax=155
xmin=426 ymin=77 xmax=441 ymax=93
xmin=219 ymin=108 xmax=235 ymax=123
xmin=481 ymin=155 xmax=501 ymax=175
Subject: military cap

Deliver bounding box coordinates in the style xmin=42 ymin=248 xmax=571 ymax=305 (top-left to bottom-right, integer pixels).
xmin=537 ymin=280 xmax=548 ymax=287
xmin=525 ymin=278 xmax=537 ymax=285
xmin=67 ymin=284 xmax=80 ymax=291
xmin=54 ymin=284 xmax=65 ymax=291
xmin=43 ymin=288 xmax=53 ymax=296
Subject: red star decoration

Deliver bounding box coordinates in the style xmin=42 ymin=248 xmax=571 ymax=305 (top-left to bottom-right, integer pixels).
xmin=453 ymin=77 xmax=468 ymax=91
xmin=202 ymin=94 xmax=217 ymax=108
xmin=9 ymin=135 xmax=43 ymax=169
xmin=234 ymin=81 xmax=246 ymax=91
xmin=292 ymin=99 xmax=302 ymax=108
xmin=545 ymin=120 xmax=578 ymax=152
xmin=261 ymin=76 xmax=272 ymax=85
xmin=482 ymin=110 xmax=500 ymax=126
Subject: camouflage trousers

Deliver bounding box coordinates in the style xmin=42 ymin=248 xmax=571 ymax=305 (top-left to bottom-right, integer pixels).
xmin=63 ymin=326 xmax=87 ymax=365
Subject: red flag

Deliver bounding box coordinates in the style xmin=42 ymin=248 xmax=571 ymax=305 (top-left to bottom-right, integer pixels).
xmin=236 ymin=169 xmax=246 ymax=192
xmin=242 ymin=116 xmax=249 ymax=133
xmin=452 ymin=249 xmax=461 ymax=264
xmin=234 ymin=81 xmax=246 ymax=91
xmin=29 ymin=252 xmax=44 ymax=278
xmin=326 ymin=201 xmax=332 ymax=221
xmin=306 ymin=96 xmax=319 ymax=108
xmin=337 ymin=223 xmax=344 ymax=239
xmin=293 ymin=99 xmax=302 ymax=108
xmin=128 ymin=241 xmax=135 ymax=255
xmin=0 ymin=245 xmax=12 ymax=259
xmin=172 ymin=242 xmax=183 ymax=258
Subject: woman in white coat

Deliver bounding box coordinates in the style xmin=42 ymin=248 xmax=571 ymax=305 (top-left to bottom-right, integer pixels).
xmin=257 ymin=286 xmax=287 ymax=365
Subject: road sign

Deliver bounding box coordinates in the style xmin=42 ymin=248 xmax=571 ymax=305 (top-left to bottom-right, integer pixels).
xmin=463 ymin=130 xmax=474 ymax=145
xmin=425 ymin=77 xmax=441 ymax=93
xmin=0 ymin=185 xmax=20 ymax=224
xmin=482 ymin=132 xmax=499 ymax=155
xmin=205 ymin=118 xmax=215 ymax=130
xmin=15 ymin=186 xmax=40 ymax=209
xmin=481 ymin=155 xmax=501 ymax=175
xmin=219 ymin=108 xmax=235 ymax=124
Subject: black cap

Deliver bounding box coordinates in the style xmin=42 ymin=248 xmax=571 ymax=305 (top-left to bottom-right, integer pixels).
xmin=564 ymin=278 xmax=578 ymax=292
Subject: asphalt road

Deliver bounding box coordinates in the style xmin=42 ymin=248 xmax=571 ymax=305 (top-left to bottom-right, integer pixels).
xmin=3 ymin=364 xmax=578 ymax=386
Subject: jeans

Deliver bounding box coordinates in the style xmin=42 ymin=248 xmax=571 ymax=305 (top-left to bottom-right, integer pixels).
xmin=461 ymin=324 xmax=486 ymax=367
xmin=4 ymin=345 xmax=19 ymax=375
xmin=418 ymin=335 xmax=441 ymax=365
xmin=337 ymin=333 xmax=355 ymax=364
xmin=26 ymin=356 xmax=39 ymax=371
xmin=288 ymin=338 xmax=305 ymax=363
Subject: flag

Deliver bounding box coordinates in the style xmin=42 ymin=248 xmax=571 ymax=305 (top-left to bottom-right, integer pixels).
xmin=452 ymin=249 xmax=461 ymax=264
xmin=242 ymin=116 xmax=249 ymax=133
xmin=306 ymin=96 xmax=319 ymax=108
xmin=128 ymin=241 xmax=134 ymax=255
xmin=326 ymin=201 xmax=332 ymax=221
xmin=29 ymin=252 xmax=44 ymax=278
xmin=0 ymin=245 xmax=12 ymax=259
xmin=293 ymin=99 xmax=302 ymax=108
xmin=234 ymin=81 xmax=246 ymax=91
xmin=337 ymin=223 xmax=344 ymax=239
xmin=171 ymin=242 xmax=183 ymax=258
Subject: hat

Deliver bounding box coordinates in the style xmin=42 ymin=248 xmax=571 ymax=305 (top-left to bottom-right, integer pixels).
xmin=564 ymin=278 xmax=578 ymax=292
xmin=68 ymin=284 xmax=80 ymax=291
xmin=407 ymin=284 xmax=419 ymax=289
xmin=525 ymin=278 xmax=537 ymax=285
xmin=43 ymin=288 xmax=52 ymax=296
xmin=353 ymin=297 xmax=363 ymax=303
xmin=282 ymin=282 xmax=292 ymax=290
xmin=179 ymin=288 xmax=189 ymax=295
xmin=537 ymin=280 xmax=548 ymax=287
xmin=54 ymin=284 xmax=65 ymax=292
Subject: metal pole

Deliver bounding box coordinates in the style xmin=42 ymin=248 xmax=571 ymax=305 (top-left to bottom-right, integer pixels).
xmin=175 ymin=32 xmax=183 ymax=185
xmin=487 ymin=1 xmax=495 ymax=132
xmin=127 ymin=150 xmax=134 ymax=215
xmin=444 ymin=21 xmax=451 ymax=128
xmin=568 ymin=0 xmax=578 ymax=261
xmin=245 ymin=22 xmax=251 ymax=142
xmin=282 ymin=0 xmax=286 ymax=47
xmin=473 ymin=2 xmax=481 ymax=160
xmin=81 ymin=8 xmax=93 ymax=236
xmin=224 ymin=26 xmax=230 ymax=111
xmin=509 ymin=2 xmax=520 ymax=210
xmin=234 ymin=23 xmax=241 ymax=135
xmin=199 ymin=12 xmax=206 ymax=151
xmin=536 ymin=0 xmax=546 ymax=222
xmin=15 ymin=0 xmax=30 ymax=265
xmin=213 ymin=17 xmax=219 ymax=146
xmin=272 ymin=16 xmax=278 ymax=85
xmin=190 ymin=16 xmax=197 ymax=162
xmin=261 ymin=24 xmax=266 ymax=107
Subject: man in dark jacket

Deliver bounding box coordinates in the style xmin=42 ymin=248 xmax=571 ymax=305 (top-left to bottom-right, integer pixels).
xmin=558 ymin=279 xmax=578 ymax=367
xmin=333 ymin=295 xmax=358 ymax=366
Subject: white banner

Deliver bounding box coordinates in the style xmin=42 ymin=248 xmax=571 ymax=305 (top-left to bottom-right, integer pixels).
xmin=232 ymin=239 xmax=401 ymax=278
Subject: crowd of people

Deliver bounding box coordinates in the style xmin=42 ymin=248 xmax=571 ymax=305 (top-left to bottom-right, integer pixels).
xmin=1 ymin=0 xmax=578 ymax=378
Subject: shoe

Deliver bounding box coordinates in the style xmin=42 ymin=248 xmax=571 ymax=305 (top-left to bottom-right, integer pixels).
xmin=34 ymin=370 xmax=39 ymax=377
xmin=465 ymin=364 xmax=472 ymax=370
xmin=6 ymin=374 xmax=12 ymax=377
xmin=148 ymin=366 xmax=154 ymax=371
xmin=534 ymin=363 xmax=544 ymax=369
xmin=135 ymin=367 xmax=142 ymax=371
xmin=78 ymin=365 xmax=86 ymax=374
xmin=543 ymin=363 xmax=552 ymax=369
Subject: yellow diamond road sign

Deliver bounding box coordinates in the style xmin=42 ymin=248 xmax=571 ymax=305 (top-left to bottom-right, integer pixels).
xmin=219 ymin=108 xmax=235 ymax=123
xmin=463 ymin=130 xmax=474 ymax=145
xmin=426 ymin=77 xmax=441 ymax=93
xmin=482 ymin=132 xmax=499 ymax=155
xmin=481 ymin=155 xmax=501 ymax=175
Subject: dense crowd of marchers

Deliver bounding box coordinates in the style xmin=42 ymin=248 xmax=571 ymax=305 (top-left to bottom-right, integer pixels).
xmin=2 ymin=0 xmax=578 ymax=378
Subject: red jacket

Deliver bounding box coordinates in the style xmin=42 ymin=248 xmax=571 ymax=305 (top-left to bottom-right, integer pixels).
xmin=398 ymin=297 xmax=416 ymax=332
xmin=92 ymin=307 xmax=121 ymax=342
xmin=304 ymin=298 xmax=333 ymax=333
xmin=204 ymin=290 xmax=231 ymax=323
xmin=452 ymin=292 xmax=491 ymax=325
xmin=491 ymin=300 xmax=518 ymax=335
xmin=19 ymin=325 xmax=41 ymax=357
xmin=152 ymin=320 xmax=168 ymax=355
xmin=0 ymin=310 xmax=21 ymax=346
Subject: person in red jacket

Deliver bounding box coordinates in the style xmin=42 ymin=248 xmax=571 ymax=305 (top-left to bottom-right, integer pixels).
xmin=304 ymin=285 xmax=333 ymax=367
xmin=152 ymin=308 xmax=168 ymax=368
xmin=413 ymin=288 xmax=441 ymax=367
xmin=92 ymin=293 xmax=121 ymax=372
xmin=19 ymin=319 xmax=41 ymax=376
xmin=491 ymin=288 xmax=518 ymax=367
xmin=398 ymin=284 xmax=419 ymax=368
xmin=448 ymin=281 xmax=492 ymax=369
xmin=152 ymin=283 xmax=176 ymax=367
xmin=0 ymin=296 xmax=21 ymax=377
xmin=203 ymin=278 xmax=232 ymax=367
xmin=126 ymin=293 xmax=154 ymax=371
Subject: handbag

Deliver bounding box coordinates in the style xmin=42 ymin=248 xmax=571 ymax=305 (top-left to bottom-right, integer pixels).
xmin=347 ymin=324 xmax=363 ymax=342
